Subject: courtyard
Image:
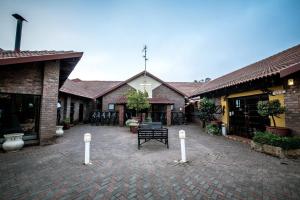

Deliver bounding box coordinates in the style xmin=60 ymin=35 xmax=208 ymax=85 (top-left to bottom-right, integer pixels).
xmin=1 ymin=124 xmax=300 ymax=200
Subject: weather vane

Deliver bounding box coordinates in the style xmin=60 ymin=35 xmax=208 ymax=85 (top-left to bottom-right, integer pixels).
xmin=140 ymin=45 xmax=152 ymax=92
xmin=142 ymin=45 xmax=148 ymax=77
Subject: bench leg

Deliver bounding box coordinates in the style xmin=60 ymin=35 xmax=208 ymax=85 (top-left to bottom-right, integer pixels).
xmin=138 ymin=139 xmax=141 ymax=150
xmin=166 ymin=139 xmax=169 ymax=148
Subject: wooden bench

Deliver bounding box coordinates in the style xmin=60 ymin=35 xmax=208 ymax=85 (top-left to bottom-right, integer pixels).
xmin=137 ymin=128 xmax=168 ymax=149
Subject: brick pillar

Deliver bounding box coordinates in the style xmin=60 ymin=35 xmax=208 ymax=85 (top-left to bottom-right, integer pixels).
xmin=39 ymin=61 xmax=60 ymax=145
xmin=167 ymin=105 xmax=172 ymax=126
xmin=119 ymin=105 xmax=124 ymax=127
xmin=285 ymin=75 xmax=300 ymax=136
xmin=74 ymin=101 xmax=79 ymax=123
xmin=66 ymin=96 xmax=71 ymax=119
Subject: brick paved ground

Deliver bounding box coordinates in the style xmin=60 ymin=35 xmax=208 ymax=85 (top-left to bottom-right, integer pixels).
xmin=1 ymin=124 xmax=300 ymax=200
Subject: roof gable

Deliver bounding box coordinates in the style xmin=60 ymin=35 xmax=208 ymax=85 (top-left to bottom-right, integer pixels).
xmin=94 ymin=71 xmax=187 ymax=98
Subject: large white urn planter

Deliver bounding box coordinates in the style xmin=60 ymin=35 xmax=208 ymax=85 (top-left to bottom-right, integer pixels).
xmin=56 ymin=126 xmax=64 ymax=136
xmin=2 ymin=133 xmax=24 ymax=152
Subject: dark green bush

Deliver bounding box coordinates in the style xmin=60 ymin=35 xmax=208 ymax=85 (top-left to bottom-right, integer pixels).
xmin=253 ymin=132 xmax=300 ymax=150
xmin=206 ymin=124 xmax=221 ymax=135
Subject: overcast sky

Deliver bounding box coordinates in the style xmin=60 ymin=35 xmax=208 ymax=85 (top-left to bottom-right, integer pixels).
xmin=0 ymin=0 xmax=299 ymax=82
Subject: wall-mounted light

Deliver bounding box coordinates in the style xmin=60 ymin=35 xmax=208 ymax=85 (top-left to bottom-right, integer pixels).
xmin=288 ymin=79 xmax=294 ymax=86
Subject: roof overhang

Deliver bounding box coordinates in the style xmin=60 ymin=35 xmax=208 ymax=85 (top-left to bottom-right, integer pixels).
xmin=0 ymin=51 xmax=83 ymax=88
xmin=280 ymin=62 xmax=300 ymax=78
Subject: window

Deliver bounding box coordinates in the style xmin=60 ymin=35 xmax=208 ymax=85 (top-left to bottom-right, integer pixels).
xmin=108 ymin=103 xmax=115 ymax=111
xmin=0 ymin=93 xmax=40 ymax=141
xmin=235 ymin=99 xmax=241 ymax=108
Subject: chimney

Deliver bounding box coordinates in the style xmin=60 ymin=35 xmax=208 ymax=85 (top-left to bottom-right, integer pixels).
xmin=12 ymin=14 xmax=27 ymax=52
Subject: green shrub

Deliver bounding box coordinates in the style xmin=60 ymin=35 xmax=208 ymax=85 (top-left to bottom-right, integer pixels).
xmin=253 ymin=132 xmax=300 ymax=150
xmin=206 ymin=124 xmax=221 ymax=135
xmin=257 ymin=100 xmax=286 ymax=127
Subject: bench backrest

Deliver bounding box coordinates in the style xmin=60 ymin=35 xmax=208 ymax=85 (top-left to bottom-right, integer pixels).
xmin=137 ymin=128 xmax=168 ymax=137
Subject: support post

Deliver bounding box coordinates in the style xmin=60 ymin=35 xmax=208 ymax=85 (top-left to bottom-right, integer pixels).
xmin=118 ymin=105 xmax=124 ymax=126
xmin=167 ymin=105 xmax=172 ymax=126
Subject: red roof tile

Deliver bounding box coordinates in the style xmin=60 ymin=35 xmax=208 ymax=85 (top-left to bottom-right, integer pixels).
xmin=167 ymin=82 xmax=204 ymax=97
xmin=93 ymin=71 xmax=188 ymax=98
xmin=0 ymin=50 xmax=83 ymax=65
xmin=59 ymin=75 xmax=201 ymax=100
xmin=60 ymin=79 xmax=121 ymax=99
xmin=191 ymin=44 xmax=300 ymax=97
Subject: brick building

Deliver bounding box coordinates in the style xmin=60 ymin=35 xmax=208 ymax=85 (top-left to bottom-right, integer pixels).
xmin=59 ymin=71 xmax=202 ymax=126
xmin=0 ymin=50 xmax=83 ymax=146
xmin=191 ymin=44 xmax=300 ymax=137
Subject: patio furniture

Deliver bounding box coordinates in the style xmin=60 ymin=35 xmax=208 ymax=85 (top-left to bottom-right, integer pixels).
xmin=137 ymin=127 xmax=168 ymax=149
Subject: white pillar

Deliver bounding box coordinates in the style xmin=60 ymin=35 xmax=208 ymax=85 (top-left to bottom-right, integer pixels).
xmin=84 ymin=133 xmax=92 ymax=165
xmin=179 ymin=130 xmax=187 ymax=163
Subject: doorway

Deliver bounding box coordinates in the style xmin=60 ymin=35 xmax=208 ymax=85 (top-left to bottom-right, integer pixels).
xmin=228 ymin=94 xmax=270 ymax=138
xmin=151 ymin=104 xmax=167 ymax=124
xmin=70 ymin=103 xmax=74 ymax=124
xmin=79 ymin=104 xmax=84 ymax=122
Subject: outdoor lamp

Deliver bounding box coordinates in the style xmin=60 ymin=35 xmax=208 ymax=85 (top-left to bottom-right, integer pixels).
xmin=288 ymin=79 xmax=294 ymax=86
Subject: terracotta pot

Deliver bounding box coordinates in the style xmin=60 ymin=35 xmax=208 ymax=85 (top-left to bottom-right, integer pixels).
xmin=266 ymin=126 xmax=291 ymax=137
xmin=130 ymin=125 xmax=138 ymax=134
xmin=211 ymin=120 xmax=222 ymax=125
xmin=63 ymin=124 xmax=70 ymax=130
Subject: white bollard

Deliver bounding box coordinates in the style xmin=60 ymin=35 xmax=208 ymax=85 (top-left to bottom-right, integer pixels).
xmin=179 ymin=130 xmax=187 ymax=163
xmin=221 ymin=124 xmax=227 ymax=136
xmin=84 ymin=133 xmax=92 ymax=165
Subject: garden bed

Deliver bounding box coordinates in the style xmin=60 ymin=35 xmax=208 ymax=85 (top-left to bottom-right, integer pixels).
xmin=251 ymin=141 xmax=300 ymax=158
xmin=250 ymin=132 xmax=300 ymax=158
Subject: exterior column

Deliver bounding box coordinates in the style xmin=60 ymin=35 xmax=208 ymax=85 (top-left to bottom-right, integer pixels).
xmin=39 ymin=61 xmax=60 ymax=145
xmin=119 ymin=105 xmax=124 ymax=127
xmin=58 ymin=97 xmax=64 ymax=124
xmin=66 ymin=96 xmax=71 ymax=120
xmin=74 ymin=101 xmax=79 ymax=123
xmin=167 ymin=105 xmax=172 ymax=126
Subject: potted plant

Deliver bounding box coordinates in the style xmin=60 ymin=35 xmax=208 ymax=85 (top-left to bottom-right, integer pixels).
xmin=63 ymin=118 xmax=71 ymax=130
xmin=125 ymin=119 xmax=139 ymax=133
xmin=257 ymin=99 xmax=290 ymax=136
xmin=195 ymin=98 xmax=221 ymax=128
xmin=126 ymin=89 xmax=150 ymax=122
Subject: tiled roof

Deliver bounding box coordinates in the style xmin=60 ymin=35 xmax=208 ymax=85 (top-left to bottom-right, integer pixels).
xmin=60 ymin=79 xmax=121 ymax=99
xmin=0 ymin=50 xmax=83 ymax=65
xmin=93 ymin=71 xmax=189 ymax=98
xmin=167 ymin=82 xmax=204 ymax=97
xmin=59 ymin=78 xmax=201 ymax=100
xmin=191 ymin=44 xmax=300 ymax=97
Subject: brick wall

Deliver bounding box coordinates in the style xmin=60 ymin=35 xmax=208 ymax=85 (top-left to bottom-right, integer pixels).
xmin=102 ymin=84 xmax=134 ymax=111
xmin=39 ymin=61 xmax=60 ymax=145
xmin=0 ymin=63 xmax=43 ymax=95
xmin=285 ymin=73 xmax=300 ymax=136
xmin=152 ymin=84 xmax=185 ymax=112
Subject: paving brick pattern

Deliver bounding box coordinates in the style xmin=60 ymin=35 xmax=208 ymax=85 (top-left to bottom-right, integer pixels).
xmin=1 ymin=124 xmax=300 ymax=200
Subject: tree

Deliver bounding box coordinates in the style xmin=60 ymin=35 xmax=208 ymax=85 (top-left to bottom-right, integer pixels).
xmin=126 ymin=89 xmax=150 ymax=119
xmin=196 ymin=98 xmax=219 ymax=128
xmin=257 ymin=99 xmax=286 ymax=127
